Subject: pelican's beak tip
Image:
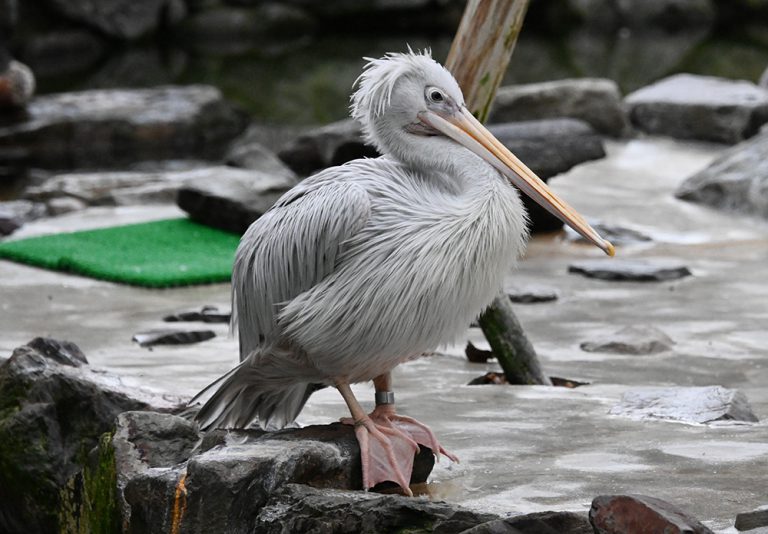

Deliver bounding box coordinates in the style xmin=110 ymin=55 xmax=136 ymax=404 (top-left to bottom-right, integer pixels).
xmin=605 ymin=241 xmax=616 ymax=257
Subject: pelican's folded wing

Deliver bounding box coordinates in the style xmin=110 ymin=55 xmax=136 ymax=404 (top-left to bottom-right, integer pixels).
xmin=232 ymin=177 xmax=371 ymax=360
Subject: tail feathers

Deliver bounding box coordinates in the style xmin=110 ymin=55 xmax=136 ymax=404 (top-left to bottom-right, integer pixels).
xmin=192 ymin=349 xmax=323 ymax=431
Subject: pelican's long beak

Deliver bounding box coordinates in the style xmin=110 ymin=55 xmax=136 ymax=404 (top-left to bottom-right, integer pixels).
xmin=419 ymin=107 xmax=615 ymax=257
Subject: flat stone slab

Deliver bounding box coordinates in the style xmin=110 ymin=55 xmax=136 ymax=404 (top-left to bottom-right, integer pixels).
xmin=568 ymin=259 xmax=692 ymax=282
xmin=735 ymin=507 xmax=768 ymax=531
xmin=0 ymin=85 xmax=246 ymax=168
xmin=676 ymin=131 xmax=768 ymax=219
xmin=625 ymin=74 xmax=768 ymax=144
xmin=565 ymin=222 xmax=653 ymax=246
xmin=131 ymin=329 xmax=216 ymax=347
xmin=580 ymin=325 xmax=674 ymax=355
xmin=163 ymin=305 xmax=231 ymax=323
xmin=608 ymin=386 xmax=759 ymax=423
xmin=505 ymin=284 xmax=559 ymax=303
xmin=490 ymin=78 xmax=630 ymax=137
xmin=590 ymin=494 xmax=714 ymax=534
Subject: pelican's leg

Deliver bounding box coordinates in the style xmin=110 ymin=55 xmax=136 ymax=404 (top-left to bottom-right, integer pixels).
xmin=369 ymin=373 xmax=459 ymax=464
xmin=336 ymin=381 xmax=418 ymax=495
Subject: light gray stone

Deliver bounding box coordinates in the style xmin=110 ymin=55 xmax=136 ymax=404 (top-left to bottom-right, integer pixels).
xmin=568 ymin=259 xmax=692 ymax=282
xmin=490 ymin=79 xmax=630 ymax=137
xmin=0 ymin=199 xmax=46 ymax=235
xmin=676 ymin=132 xmax=768 ymax=218
xmin=609 ymin=386 xmax=759 ymax=423
xmin=0 ymin=85 xmax=246 ymax=168
xmin=580 ymin=325 xmax=674 ymax=355
xmin=177 ymin=167 xmax=296 ymax=234
xmin=625 ymin=74 xmax=768 ymax=144
xmin=225 ymin=129 xmax=297 ymax=180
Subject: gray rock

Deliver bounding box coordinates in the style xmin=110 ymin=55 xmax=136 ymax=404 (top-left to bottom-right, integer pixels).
xmin=505 ymin=284 xmax=559 ymax=304
xmin=45 ymin=0 xmax=185 ymax=40
xmin=46 ymin=196 xmax=87 ymax=216
xmin=0 ymin=199 xmax=47 ymax=236
xmin=0 ymin=338 xmax=181 ymax=534
xmin=490 ymin=79 xmax=630 ymax=137
xmin=105 ymin=415 xmax=437 ymax=533
xmin=609 ymin=386 xmax=759 ymax=423
xmin=568 ymin=259 xmax=692 ymax=282
xmin=465 ymin=510 xmax=593 ymax=534
xmin=566 ymin=0 xmax=715 ymax=29
xmin=254 ymin=483 xmax=497 ymax=534
xmin=590 ymin=494 xmax=714 ymax=534
xmin=490 ymin=118 xmax=606 ymax=233
xmin=278 ymin=118 xmax=379 ymax=176
xmin=131 ymin=329 xmax=216 ymax=347
xmin=565 ymin=222 xmax=653 ymax=246
xmin=0 ymin=85 xmax=246 ymax=169
xmin=177 ymin=167 xmax=296 ymax=234
xmin=580 ymin=325 xmax=674 ymax=355
xmin=163 ymin=305 xmax=231 ymax=323
xmin=0 ymin=60 xmax=35 ymax=109
xmin=736 ymin=507 xmax=768 ymax=531
xmin=177 ymin=4 xmax=313 ymax=54
xmin=625 ymin=74 xmax=768 ymax=144
xmin=676 ymin=131 xmax=768 ymax=218
xmin=225 ymin=128 xmax=297 ymax=180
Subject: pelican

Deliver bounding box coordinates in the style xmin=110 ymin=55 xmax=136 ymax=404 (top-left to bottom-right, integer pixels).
xmin=193 ymin=49 xmax=613 ymax=494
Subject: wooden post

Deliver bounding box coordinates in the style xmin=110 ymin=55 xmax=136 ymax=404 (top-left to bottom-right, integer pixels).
xmin=447 ymin=0 xmax=552 ymax=386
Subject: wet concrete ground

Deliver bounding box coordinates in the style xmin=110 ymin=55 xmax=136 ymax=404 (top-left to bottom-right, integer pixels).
xmin=2 ymin=137 xmax=767 ymax=531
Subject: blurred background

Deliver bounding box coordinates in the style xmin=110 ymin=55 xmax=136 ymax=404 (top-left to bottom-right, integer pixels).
xmin=6 ymin=0 xmax=768 ymax=125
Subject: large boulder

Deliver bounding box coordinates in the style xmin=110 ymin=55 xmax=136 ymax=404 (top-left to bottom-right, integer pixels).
xmin=0 ymin=85 xmax=247 ymax=169
xmin=278 ymin=118 xmax=379 ymax=177
xmin=24 ymin=165 xmax=279 ymax=212
xmin=590 ymin=494 xmax=715 ymax=534
xmin=0 ymin=338 xmax=182 ymax=534
xmin=177 ymin=167 xmax=296 ymax=233
xmin=625 ymin=74 xmax=768 ymax=144
xmin=490 ymin=79 xmax=630 ymax=137
xmin=44 ymin=0 xmax=186 ymax=40
xmin=67 ymin=411 xmax=438 ymax=533
xmin=490 ymin=118 xmax=606 ymax=232
xmin=675 ymin=131 xmax=768 ymax=218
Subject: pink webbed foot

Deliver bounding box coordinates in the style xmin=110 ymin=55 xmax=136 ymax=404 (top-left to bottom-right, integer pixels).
xmin=369 ymin=405 xmax=460 ymax=464
xmin=341 ymin=414 xmax=420 ymax=495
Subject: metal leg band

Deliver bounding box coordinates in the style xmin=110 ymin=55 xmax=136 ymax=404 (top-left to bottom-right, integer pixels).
xmin=375 ymin=391 xmax=395 ymax=406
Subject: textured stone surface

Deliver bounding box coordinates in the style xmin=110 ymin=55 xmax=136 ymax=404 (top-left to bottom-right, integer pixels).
xmin=45 ymin=0 xmax=185 ymax=40
xmin=253 ymin=483 xmax=497 ymax=534
xmin=0 ymin=199 xmax=46 ymax=235
xmin=25 ymin=166 xmax=273 ymax=211
xmin=490 ymin=119 xmax=606 ymax=232
xmin=490 ymin=78 xmax=630 ymax=137
xmin=735 ymin=508 xmax=768 ymax=531
xmin=163 ymin=305 xmax=231 ymax=323
xmin=278 ymin=118 xmax=379 ymax=176
xmin=580 ymin=325 xmax=674 ymax=355
xmin=225 ymin=128 xmax=297 ymax=180
xmin=108 ymin=416 xmax=437 ymax=533
xmin=676 ymin=132 xmax=768 ymax=218
xmin=609 ymin=386 xmax=759 ymax=423
xmin=590 ymin=494 xmax=715 ymax=534
xmin=177 ymin=167 xmax=295 ymax=234
xmin=465 ymin=510 xmax=593 ymax=533
xmin=0 ymin=86 xmax=246 ymax=168
xmin=131 ymin=329 xmax=216 ymax=347
xmin=625 ymin=74 xmax=768 ymax=144
xmin=568 ymin=259 xmax=692 ymax=282
xmin=505 ymin=284 xmax=559 ymax=304
xmin=0 ymin=338 xmax=181 ymax=534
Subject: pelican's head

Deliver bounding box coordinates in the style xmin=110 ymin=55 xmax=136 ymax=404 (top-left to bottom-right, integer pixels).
xmin=351 ymin=49 xmax=614 ymax=256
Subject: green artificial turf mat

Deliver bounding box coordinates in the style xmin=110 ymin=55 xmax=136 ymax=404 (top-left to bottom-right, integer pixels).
xmin=0 ymin=218 xmax=241 ymax=287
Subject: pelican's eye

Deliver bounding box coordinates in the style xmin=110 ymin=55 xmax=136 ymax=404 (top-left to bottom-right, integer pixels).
xmin=426 ymin=87 xmax=445 ymax=104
